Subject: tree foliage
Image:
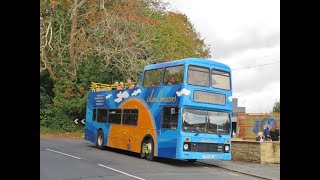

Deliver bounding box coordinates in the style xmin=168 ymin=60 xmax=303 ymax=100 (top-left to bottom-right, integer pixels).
xmin=152 ymin=12 xmax=210 ymax=60
xmin=273 ymin=99 xmax=280 ymax=113
xmin=40 ymin=0 xmax=211 ymax=131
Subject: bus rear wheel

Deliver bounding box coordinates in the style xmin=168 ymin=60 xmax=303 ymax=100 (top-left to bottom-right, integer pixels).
xmin=96 ymin=130 xmax=105 ymax=150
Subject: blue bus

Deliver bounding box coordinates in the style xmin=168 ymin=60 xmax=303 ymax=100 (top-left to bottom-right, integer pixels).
xmin=85 ymin=58 xmax=232 ymax=162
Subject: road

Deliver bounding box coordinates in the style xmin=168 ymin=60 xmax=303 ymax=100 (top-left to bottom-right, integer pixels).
xmin=40 ymin=136 xmax=263 ymax=180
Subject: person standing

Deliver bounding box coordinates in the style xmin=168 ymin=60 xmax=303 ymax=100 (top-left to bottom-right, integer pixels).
xmin=264 ymin=124 xmax=271 ymax=141
xmin=270 ymin=125 xmax=280 ymax=141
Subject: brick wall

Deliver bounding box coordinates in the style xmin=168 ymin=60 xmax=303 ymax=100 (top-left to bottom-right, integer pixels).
xmin=232 ymin=140 xmax=280 ymax=164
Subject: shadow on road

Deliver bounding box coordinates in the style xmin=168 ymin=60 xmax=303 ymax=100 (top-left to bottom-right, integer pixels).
xmin=89 ymin=145 xmax=201 ymax=167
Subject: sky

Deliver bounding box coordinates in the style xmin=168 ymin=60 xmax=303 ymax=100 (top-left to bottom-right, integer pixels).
xmin=164 ymin=0 xmax=280 ymax=113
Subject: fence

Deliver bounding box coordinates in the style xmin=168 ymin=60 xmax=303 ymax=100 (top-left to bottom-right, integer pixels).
xmin=237 ymin=113 xmax=280 ymax=140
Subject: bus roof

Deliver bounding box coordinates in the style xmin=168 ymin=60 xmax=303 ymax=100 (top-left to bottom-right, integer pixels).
xmin=144 ymin=58 xmax=231 ymax=71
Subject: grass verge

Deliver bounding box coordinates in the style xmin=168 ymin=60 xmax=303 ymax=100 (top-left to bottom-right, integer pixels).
xmin=40 ymin=126 xmax=84 ymax=139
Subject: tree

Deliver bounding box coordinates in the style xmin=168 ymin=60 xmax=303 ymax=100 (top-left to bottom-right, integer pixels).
xmin=151 ymin=12 xmax=210 ymax=60
xmin=273 ymin=99 xmax=280 ymax=113
xmin=40 ymin=0 xmax=212 ymax=131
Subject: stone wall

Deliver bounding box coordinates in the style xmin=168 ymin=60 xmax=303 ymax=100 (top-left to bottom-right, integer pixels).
xmin=273 ymin=142 xmax=280 ymax=164
xmin=231 ymin=140 xmax=280 ymax=164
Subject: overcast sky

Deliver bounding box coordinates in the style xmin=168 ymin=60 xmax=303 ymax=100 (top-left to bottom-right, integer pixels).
xmin=165 ymin=0 xmax=280 ymax=113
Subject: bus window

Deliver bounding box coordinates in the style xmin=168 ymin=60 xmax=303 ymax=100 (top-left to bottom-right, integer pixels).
xmin=143 ymin=69 xmax=163 ymax=87
xmin=187 ymin=65 xmax=209 ymax=87
xmin=92 ymin=108 xmax=97 ymax=121
xmin=182 ymin=108 xmax=230 ymax=135
xmin=212 ymin=69 xmax=231 ymax=90
xmin=97 ymin=109 xmax=108 ymax=123
xmin=108 ymin=109 xmax=122 ymax=124
xmin=164 ymin=65 xmax=184 ymax=85
xmin=182 ymin=109 xmax=207 ymax=133
xmin=123 ymin=109 xmax=138 ymax=126
xmin=207 ymin=111 xmax=230 ymax=134
xmin=162 ymin=107 xmax=179 ymax=129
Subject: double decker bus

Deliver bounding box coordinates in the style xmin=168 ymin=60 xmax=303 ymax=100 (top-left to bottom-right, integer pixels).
xmin=85 ymin=58 xmax=232 ymax=162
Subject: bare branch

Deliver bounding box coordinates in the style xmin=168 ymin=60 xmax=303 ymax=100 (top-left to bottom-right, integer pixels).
xmin=77 ymin=0 xmax=87 ymax=9
xmin=41 ymin=21 xmax=51 ymax=49
xmin=40 ymin=51 xmax=47 ymax=73
xmin=48 ymin=25 xmax=53 ymax=50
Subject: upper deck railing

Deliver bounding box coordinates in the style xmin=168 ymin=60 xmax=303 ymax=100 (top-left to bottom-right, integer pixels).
xmin=90 ymin=82 xmax=137 ymax=92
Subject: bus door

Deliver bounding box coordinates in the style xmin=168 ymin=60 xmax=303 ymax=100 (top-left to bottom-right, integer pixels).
xmin=157 ymin=106 xmax=179 ymax=158
xmin=88 ymin=108 xmax=108 ymax=143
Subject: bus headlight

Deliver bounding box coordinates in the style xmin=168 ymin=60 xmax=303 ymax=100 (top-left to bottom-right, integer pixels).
xmin=183 ymin=143 xmax=190 ymax=151
xmin=224 ymin=145 xmax=230 ymax=152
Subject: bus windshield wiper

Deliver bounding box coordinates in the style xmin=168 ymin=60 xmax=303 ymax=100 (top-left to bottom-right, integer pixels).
xmin=195 ymin=129 xmax=201 ymax=136
xmin=216 ymin=131 xmax=222 ymax=137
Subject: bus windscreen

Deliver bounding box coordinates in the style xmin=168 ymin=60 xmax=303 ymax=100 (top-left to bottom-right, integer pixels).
xmin=182 ymin=108 xmax=230 ymax=135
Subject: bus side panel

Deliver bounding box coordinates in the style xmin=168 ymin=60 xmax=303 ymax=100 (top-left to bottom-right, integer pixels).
xmin=157 ymin=129 xmax=177 ymax=158
xmin=107 ymin=98 xmax=158 ymax=155
xmin=142 ymin=85 xmax=181 ymax=158
xmin=84 ymin=123 xmax=95 ymax=143
xmin=107 ymin=125 xmax=141 ymax=153
xmin=85 ymin=104 xmax=111 ymax=146
xmin=85 ymin=106 xmax=95 ymax=143
xmin=157 ymin=86 xmax=181 ymax=158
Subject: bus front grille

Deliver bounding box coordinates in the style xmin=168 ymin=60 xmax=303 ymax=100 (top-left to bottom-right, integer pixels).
xmin=189 ymin=142 xmax=224 ymax=152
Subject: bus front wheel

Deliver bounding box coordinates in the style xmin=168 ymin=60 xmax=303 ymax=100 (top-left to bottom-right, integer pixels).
xmin=96 ymin=130 xmax=105 ymax=150
xmin=144 ymin=138 xmax=154 ymax=161
xmin=140 ymin=141 xmax=146 ymax=158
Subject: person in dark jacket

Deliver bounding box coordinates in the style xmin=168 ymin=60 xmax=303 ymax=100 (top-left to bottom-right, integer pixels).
xmin=270 ymin=125 xmax=280 ymax=141
xmin=264 ymin=124 xmax=271 ymax=141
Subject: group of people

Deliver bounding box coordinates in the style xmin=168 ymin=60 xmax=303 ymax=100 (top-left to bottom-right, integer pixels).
xmin=95 ymin=76 xmax=179 ymax=91
xmin=112 ymin=78 xmax=135 ymax=90
xmin=256 ymin=124 xmax=280 ymax=142
xmin=96 ymin=78 xmax=135 ymax=91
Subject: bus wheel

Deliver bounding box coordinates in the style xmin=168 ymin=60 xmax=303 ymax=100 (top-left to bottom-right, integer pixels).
xmin=140 ymin=141 xmax=146 ymax=158
xmin=187 ymin=159 xmax=197 ymax=163
xmin=145 ymin=138 xmax=154 ymax=161
xmin=96 ymin=130 xmax=105 ymax=150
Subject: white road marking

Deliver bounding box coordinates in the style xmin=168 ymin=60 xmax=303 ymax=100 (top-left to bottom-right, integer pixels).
xmin=203 ymin=167 xmax=209 ymax=169
xmin=227 ymin=172 xmax=239 ymax=176
xmin=97 ymin=164 xmax=146 ymax=180
xmin=45 ymin=149 xmax=82 ymax=160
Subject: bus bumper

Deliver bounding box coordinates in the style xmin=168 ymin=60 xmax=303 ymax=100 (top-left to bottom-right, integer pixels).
xmin=176 ymin=152 xmax=231 ymax=160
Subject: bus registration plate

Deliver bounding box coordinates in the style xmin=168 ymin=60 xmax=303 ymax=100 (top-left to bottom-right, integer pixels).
xmin=202 ymin=154 xmax=214 ymax=159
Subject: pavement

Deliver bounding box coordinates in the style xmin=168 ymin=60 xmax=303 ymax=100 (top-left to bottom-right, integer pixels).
xmin=199 ymin=160 xmax=280 ymax=180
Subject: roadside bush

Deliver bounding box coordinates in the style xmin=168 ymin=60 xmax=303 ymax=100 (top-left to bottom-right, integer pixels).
xmin=40 ymin=107 xmax=81 ymax=132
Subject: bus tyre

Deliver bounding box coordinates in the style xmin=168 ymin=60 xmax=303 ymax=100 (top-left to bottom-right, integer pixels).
xmin=140 ymin=141 xmax=146 ymax=158
xmin=96 ymin=130 xmax=105 ymax=150
xmin=145 ymin=138 xmax=154 ymax=161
